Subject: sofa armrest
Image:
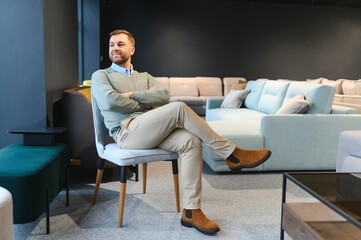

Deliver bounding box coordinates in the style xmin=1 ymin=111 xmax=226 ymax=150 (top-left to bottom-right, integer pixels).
xmin=206 ymin=97 xmax=224 ymax=110
xmin=331 ymin=105 xmax=357 ymax=114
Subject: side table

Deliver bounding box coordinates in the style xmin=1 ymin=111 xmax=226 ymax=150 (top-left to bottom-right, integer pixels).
xmin=7 ymin=127 xmax=67 ymax=146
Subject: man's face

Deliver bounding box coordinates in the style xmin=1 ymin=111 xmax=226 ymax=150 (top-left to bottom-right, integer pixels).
xmin=109 ymin=33 xmax=135 ymax=66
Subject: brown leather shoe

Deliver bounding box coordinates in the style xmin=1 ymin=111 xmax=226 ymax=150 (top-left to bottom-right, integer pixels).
xmin=181 ymin=209 xmax=220 ymax=235
xmin=226 ymin=147 xmax=271 ymax=171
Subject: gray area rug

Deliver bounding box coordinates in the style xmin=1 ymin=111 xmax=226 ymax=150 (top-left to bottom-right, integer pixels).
xmin=14 ymin=162 xmax=314 ymax=240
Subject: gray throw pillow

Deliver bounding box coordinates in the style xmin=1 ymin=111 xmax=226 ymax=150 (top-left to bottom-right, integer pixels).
xmin=276 ymin=94 xmax=312 ymax=114
xmin=221 ymin=89 xmax=250 ymax=108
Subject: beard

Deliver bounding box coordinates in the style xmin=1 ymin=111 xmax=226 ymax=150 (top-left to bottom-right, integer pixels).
xmin=109 ymin=52 xmax=130 ymax=65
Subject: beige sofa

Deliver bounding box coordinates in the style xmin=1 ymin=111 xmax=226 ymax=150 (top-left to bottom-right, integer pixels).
xmin=222 ymin=77 xmax=247 ymax=95
xmin=156 ymin=77 xmax=223 ymax=116
xmin=332 ymin=80 xmax=361 ymax=113
xmin=305 ymin=78 xmax=361 ymax=113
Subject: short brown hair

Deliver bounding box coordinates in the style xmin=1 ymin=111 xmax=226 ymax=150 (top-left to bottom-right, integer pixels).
xmin=109 ymin=29 xmax=135 ymax=47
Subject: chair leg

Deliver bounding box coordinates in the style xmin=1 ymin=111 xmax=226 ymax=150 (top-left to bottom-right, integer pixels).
xmin=92 ymin=169 xmax=104 ymax=204
xmin=135 ymin=164 xmax=139 ymax=182
xmin=92 ymin=158 xmax=105 ymax=205
xmin=118 ymin=166 xmax=128 ymax=228
xmin=171 ymin=159 xmax=181 ymax=212
xmin=142 ymin=163 xmax=147 ymax=194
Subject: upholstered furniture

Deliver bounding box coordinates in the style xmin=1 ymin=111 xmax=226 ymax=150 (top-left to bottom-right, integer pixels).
xmin=0 ymin=186 xmax=13 ymax=240
xmin=223 ymin=77 xmax=247 ymax=95
xmin=156 ymin=77 xmax=223 ymax=116
xmin=91 ymin=94 xmax=180 ymax=227
xmin=204 ymin=80 xmax=361 ymax=172
xmin=336 ymin=131 xmax=361 ymax=172
xmin=333 ymin=80 xmax=361 ymax=114
xmin=276 ymin=78 xmax=361 ymax=113
xmin=63 ymin=87 xmax=99 ymax=169
xmin=306 ymin=78 xmax=361 ymax=113
xmin=0 ymin=143 xmax=69 ymax=233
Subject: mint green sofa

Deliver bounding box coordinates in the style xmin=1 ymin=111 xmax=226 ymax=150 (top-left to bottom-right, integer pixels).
xmin=203 ymin=80 xmax=361 ymax=172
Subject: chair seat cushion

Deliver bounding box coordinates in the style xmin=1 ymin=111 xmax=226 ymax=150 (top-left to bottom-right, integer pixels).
xmin=103 ymin=143 xmax=179 ymax=165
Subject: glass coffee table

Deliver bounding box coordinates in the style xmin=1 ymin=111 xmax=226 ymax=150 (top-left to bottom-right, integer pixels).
xmin=281 ymin=172 xmax=361 ymax=240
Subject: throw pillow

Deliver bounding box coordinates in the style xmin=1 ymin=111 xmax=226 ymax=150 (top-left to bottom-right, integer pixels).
xmin=276 ymin=94 xmax=312 ymax=114
xmin=221 ymin=89 xmax=250 ymax=108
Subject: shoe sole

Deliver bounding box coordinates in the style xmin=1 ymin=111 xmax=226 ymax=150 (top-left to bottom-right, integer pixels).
xmin=181 ymin=219 xmax=220 ymax=235
xmin=229 ymin=150 xmax=272 ymax=171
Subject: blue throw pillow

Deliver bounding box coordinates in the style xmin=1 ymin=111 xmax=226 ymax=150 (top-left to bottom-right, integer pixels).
xmin=221 ymin=89 xmax=250 ymax=108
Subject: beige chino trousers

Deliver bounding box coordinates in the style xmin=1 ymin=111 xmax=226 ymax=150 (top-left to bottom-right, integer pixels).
xmin=117 ymin=102 xmax=236 ymax=209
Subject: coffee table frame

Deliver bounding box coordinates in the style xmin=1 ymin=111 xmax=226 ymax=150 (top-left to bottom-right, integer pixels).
xmin=280 ymin=172 xmax=361 ymax=239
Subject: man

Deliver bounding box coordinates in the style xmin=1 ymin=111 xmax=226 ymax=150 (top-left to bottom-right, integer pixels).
xmin=91 ymin=29 xmax=271 ymax=235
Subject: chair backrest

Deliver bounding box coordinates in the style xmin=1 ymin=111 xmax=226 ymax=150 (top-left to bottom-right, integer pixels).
xmin=91 ymin=93 xmax=109 ymax=158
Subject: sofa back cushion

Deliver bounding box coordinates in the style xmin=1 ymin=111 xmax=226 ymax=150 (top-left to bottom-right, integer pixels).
xmin=195 ymin=77 xmax=222 ymax=96
xmin=322 ymin=79 xmax=343 ymax=94
xmin=342 ymin=79 xmax=361 ymax=95
xmin=257 ymin=81 xmax=290 ymax=113
xmin=169 ymin=77 xmax=199 ymax=97
xmin=244 ymin=81 xmax=266 ymax=110
xmin=156 ymin=77 xmax=170 ymax=91
xmin=223 ymin=77 xmax=247 ymax=95
xmin=285 ymin=82 xmax=336 ymax=114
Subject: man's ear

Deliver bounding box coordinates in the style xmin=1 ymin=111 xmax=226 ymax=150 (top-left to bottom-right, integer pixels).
xmin=130 ymin=47 xmax=135 ymax=56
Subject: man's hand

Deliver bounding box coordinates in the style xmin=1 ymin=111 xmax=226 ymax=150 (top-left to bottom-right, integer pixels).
xmin=121 ymin=92 xmax=133 ymax=99
xmin=149 ymin=85 xmax=157 ymax=90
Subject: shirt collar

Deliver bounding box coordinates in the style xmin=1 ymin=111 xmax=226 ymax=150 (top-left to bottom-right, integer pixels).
xmin=111 ymin=63 xmax=133 ymax=76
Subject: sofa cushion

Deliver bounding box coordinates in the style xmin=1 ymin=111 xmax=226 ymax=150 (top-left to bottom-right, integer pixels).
xmin=276 ymin=94 xmax=311 ymax=114
xmin=155 ymin=77 xmax=170 ymax=91
xmin=244 ymin=81 xmax=266 ymax=111
xmin=322 ymin=79 xmax=343 ymax=94
xmin=223 ymin=77 xmax=247 ymax=95
xmin=206 ymin=108 xmax=266 ymax=121
xmin=285 ymin=82 xmax=336 ymax=114
xmin=257 ymin=81 xmax=290 ymax=114
xmin=342 ymin=95 xmax=361 ymax=105
xmin=169 ymin=77 xmax=198 ymax=97
xmin=342 ymin=79 xmax=361 ymax=95
xmin=221 ymin=89 xmax=250 ymax=108
xmin=195 ymin=77 xmax=222 ymax=96
xmin=306 ymin=78 xmax=324 ymax=84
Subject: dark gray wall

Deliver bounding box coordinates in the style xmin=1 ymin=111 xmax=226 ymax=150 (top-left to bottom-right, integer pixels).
xmin=0 ymin=0 xmax=46 ymax=147
xmin=0 ymin=0 xmax=78 ymax=149
xmin=44 ymin=0 xmax=79 ymax=125
xmin=100 ymin=0 xmax=361 ymax=80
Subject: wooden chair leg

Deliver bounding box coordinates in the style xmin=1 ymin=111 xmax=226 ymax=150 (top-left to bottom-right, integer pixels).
xmin=118 ymin=182 xmax=126 ymax=228
xmin=118 ymin=166 xmax=128 ymax=228
xmin=142 ymin=163 xmax=147 ymax=194
xmin=92 ymin=169 xmax=104 ymax=204
xmin=171 ymin=159 xmax=180 ymax=212
xmin=173 ymin=173 xmax=180 ymax=212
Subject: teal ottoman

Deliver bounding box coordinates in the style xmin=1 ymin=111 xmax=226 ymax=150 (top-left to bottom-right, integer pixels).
xmin=0 ymin=143 xmax=69 ymax=233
